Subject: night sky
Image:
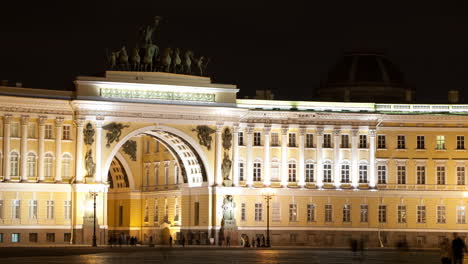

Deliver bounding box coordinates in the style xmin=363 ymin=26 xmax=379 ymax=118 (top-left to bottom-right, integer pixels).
xmin=1 ymin=1 xmax=468 ymax=103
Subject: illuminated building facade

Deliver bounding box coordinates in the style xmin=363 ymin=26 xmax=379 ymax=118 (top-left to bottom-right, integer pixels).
xmin=0 ymin=70 xmax=467 ymax=248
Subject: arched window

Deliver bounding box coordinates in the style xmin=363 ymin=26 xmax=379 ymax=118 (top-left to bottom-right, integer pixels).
xmin=270 ymin=159 xmax=280 ymax=182
xmin=305 ymin=161 xmax=314 ymax=183
xmin=341 ymin=162 xmax=350 ymax=183
xmin=27 ymin=152 xmax=36 ymax=178
xmin=10 ymin=152 xmax=19 ymax=177
xmin=359 ymin=162 xmax=368 ymax=183
xmin=253 ymin=159 xmax=262 ymax=182
xmin=61 ymin=154 xmax=71 ymax=179
xmin=288 ymin=160 xmax=297 ymax=182
xmin=164 ymin=163 xmax=169 ymax=185
xmin=174 ymin=166 xmax=179 ymax=184
xmin=44 ymin=153 xmax=54 ymax=179
xmin=323 ymin=161 xmax=332 ymax=183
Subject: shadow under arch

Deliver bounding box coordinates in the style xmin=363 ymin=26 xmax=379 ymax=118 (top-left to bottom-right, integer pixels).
xmin=102 ymin=125 xmax=213 ymax=186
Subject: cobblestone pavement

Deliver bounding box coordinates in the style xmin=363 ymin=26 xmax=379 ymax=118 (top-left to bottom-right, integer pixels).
xmin=0 ymin=247 xmax=447 ymax=264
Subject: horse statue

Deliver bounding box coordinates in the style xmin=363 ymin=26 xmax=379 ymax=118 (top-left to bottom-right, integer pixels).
xmin=106 ymin=49 xmax=118 ymax=70
xmin=118 ymin=46 xmax=129 ymax=70
xmin=158 ymin=47 xmax=173 ymax=72
xmin=130 ymin=47 xmax=141 ymax=71
xmin=142 ymin=44 xmax=159 ymax=72
xmin=171 ymin=48 xmax=182 ymax=73
xmin=181 ymin=50 xmax=194 ymax=74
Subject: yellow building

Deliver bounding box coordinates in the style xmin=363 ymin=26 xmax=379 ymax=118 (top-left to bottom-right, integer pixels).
xmin=0 ymin=70 xmax=467 ymax=248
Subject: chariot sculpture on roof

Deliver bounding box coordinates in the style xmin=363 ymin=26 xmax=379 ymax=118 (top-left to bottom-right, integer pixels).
xmin=106 ymin=16 xmax=211 ymax=76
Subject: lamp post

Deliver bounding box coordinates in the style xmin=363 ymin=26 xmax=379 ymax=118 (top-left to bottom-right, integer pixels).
xmin=261 ymin=188 xmax=275 ymax=247
xmin=90 ymin=191 xmax=98 ymax=247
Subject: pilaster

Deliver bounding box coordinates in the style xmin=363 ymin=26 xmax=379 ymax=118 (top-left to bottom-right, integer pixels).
xmin=369 ymin=129 xmax=376 ymax=188
xmin=263 ymin=125 xmax=272 ymax=186
xmin=55 ymin=117 xmax=64 ymax=182
xmin=245 ymin=126 xmax=254 ymax=187
xmin=20 ymin=115 xmax=29 ymax=181
xmin=232 ymin=125 xmax=240 ymax=186
xmin=3 ymin=114 xmax=12 ymax=180
xmin=75 ymin=118 xmax=85 ymax=182
xmin=298 ymin=126 xmax=306 ymax=187
xmin=333 ymin=128 xmax=341 ymax=188
xmin=280 ymin=126 xmax=288 ymax=187
xmin=215 ymin=124 xmax=223 ymax=186
xmin=351 ymin=128 xmax=359 ymax=188
xmin=38 ymin=116 xmax=47 ymax=181
xmin=316 ymin=127 xmax=324 ymax=188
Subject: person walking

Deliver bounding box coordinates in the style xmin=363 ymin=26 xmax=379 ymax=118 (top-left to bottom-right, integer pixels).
xmin=452 ymin=233 xmax=467 ymax=264
xmin=226 ymin=236 xmax=231 ymax=247
xmin=181 ymin=235 xmax=185 ymax=247
xmin=439 ymin=237 xmax=451 ymax=264
xmin=169 ymin=235 xmax=173 ymax=247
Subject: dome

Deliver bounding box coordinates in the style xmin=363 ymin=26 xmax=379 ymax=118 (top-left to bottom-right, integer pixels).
xmin=317 ymin=53 xmax=413 ymax=103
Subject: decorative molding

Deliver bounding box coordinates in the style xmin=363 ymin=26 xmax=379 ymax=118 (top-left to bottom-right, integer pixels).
xmin=192 ymin=125 xmax=216 ymax=150
xmin=222 ymin=127 xmax=232 ymax=151
xmin=102 ymin=122 xmax=130 ymax=147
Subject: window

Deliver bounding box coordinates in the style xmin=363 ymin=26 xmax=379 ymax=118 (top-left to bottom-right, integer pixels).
xmin=270 ymin=159 xmax=279 ymax=182
xmin=359 ymin=164 xmax=368 ymax=183
xmin=305 ymin=162 xmax=314 ymax=182
xmin=307 ymin=204 xmax=315 ymax=222
xmin=144 ymin=166 xmax=150 ymax=186
xmin=289 ymin=204 xmax=298 ymax=222
xmin=29 ymin=200 xmax=37 ymax=219
xmin=119 ymin=205 xmax=124 ymax=226
xmin=397 ymin=205 xmax=406 ymax=223
xmin=64 ymin=233 xmax=71 ymax=243
xmin=238 ymin=132 xmax=244 ymax=146
xmin=341 ymin=135 xmax=349 ymax=148
xmin=271 ymin=132 xmax=279 ymax=146
xmin=175 ymin=166 xmax=179 ymax=185
xmin=27 ymin=153 xmax=36 ymax=178
xmin=12 ymin=200 xmax=20 ymax=219
xmin=458 ymin=167 xmax=466 ymax=185
xmin=11 ymin=233 xmax=20 ymax=243
xmin=416 ymin=136 xmax=425 ymax=150
xmin=164 ymin=165 xmax=169 ymax=185
xmin=417 ymin=205 xmax=426 ymax=223
xmin=46 ymin=233 xmax=55 ymax=243
xmin=323 ymin=162 xmax=332 ymax=183
xmin=325 ymin=204 xmax=333 ymax=222
xmin=29 ymin=233 xmax=38 ymax=243
xmin=154 ymin=165 xmax=159 ymax=185
xmin=64 ymin=201 xmax=71 ymax=220
xmin=155 ymin=142 xmax=160 ymax=152
xmin=241 ymin=203 xmax=246 ymax=221
xmin=238 ymin=162 xmax=245 ymax=181
xmin=323 ymin=134 xmax=331 ymax=148
xmin=458 ymin=206 xmax=466 ymax=224
xmin=174 ymin=199 xmax=180 ymax=222
xmin=360 ymin=205 xmax=368 ymax=223
xmin=436 ymin=136 xmax=445 ymax=150
xmin=437 ymin=166 xmax=446 ymax=185
xmin=397 ymin=165 xmax=406 ymax=184
xmin=253 ymin=161 xmax=262 ymax=182
xmin=61 ymin=154 xmax=71 ymax=179
xmin=145 ymin=140 xmax=150 ymax=153
xmin=45 ymin=124 xmax=53 ymax=139
xmin=306 ymin=134 xmax=314 ymax=148
xmin=288 ymin=133 xmax=296 ymax=147
xmin=11 ymin=123 xmax=19 ymax=137
xmin=437 ymin=205 xmax=446 ymax=224
xmin=457 ymin=136 xmax=465 ymax=150
xmin=28 ymin=123 xmax=36 ymax=138
xmin=62 ymin=125 xmax=71 ymax=140
xmin=359 ymin=135 xmax=367 ymax=148
xmin=272 ymin=202 xmax=281 ymax=222
xmin=46 ymin=200 xmax=54 ymax=220
xmin=343 ymin=205 xmax=351 ymax=222
xmin=0 ymin=200 xmax=3 ymax=220
xmin=377 ymin=165 xmax=387 ymax=184
xmin=154 ymin=201 xmax=159 ymax=223
xmin=397 ymin=135 xmax=406 ymax=149
xmin=377 ymin=135 xmax=386 ymax=149
xmin=10 ymin=152 xmax=19 ymax=177
xmin=255 ymin=203 xmax=263 ymax=221
xmin=341 ymin=164 xmax=350 ymax=183
xmin=44 ymin=153 xmax=53 ymax=179
xmin=144 ymin=203 xmax=149 ymax=222
xmin=378 ymin=205 xmax=387 ymax=223
xmin=288 ymin=161 xmax=296 ymax=182
xmin=0 ymin=233 xmax=3 ymax=243
xmin=254 ymin=132 xmax=261 ymax=146
xmin=416 ymin=166 xmax=426 ymax=185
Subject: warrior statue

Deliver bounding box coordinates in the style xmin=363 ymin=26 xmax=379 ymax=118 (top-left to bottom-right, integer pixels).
xmin=140 ymin=16 xmax=163 ymax=47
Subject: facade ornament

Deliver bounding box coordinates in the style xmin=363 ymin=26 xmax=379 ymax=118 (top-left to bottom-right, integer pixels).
xmin=102 ymin=122 xmax=130 ymax=147
xmin=85 ymin=149 xmax=96 ymax=177
xmin=298 ymin=126 xmax=307 ymax=135
xmin=83 ymin=123 xmax=95 ymax=145
xmin=38 ymin=116 xmax=48 ymax=126
xmin=222 ymin=128 xmax=232 ymax=151
xmin=333 ymin=129 xmax=341 ymax=136
xmin=245 ymin=126 xmax=255 ymax=135
xmin=352 ymin=128 xmax=359 ymax=137
xmin=316 ymin=127 xmax=324 ymax=136
xmin=222 ymin=153 xmax=232 ymax=186
xmin=21 ymin=115 xmax=30 ymax=125
xmin=222 ymin=195 xmax=235 ymax=222
xmin=122 ymin=140 xmax=137 ymax=161
xmin=281 ymin=126 xmax=289 ymax=135
xmin=192 ymin=125 xmax=216 ymax=150
xmin=369 ymin=129 xmax=376 ymax=137
xmin=3 ymin=114 xmax=12 ymax=124
xmin=263 ymin=125 xmax=272 ymax=134
xmin=55 ymin=117 xmax=65 ymax=127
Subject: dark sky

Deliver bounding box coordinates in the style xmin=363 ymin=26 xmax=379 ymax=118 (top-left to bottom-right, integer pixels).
xmin=1 ymin=1 xmax=468 ymax=103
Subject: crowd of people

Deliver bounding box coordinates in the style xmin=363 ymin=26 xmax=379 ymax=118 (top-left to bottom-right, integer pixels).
xmin=440 ymin=233 xmax=467 ymax=264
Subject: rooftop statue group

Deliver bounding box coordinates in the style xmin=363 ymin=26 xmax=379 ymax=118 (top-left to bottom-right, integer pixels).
xmin=107 ymin=16 xmax=210 ymax=76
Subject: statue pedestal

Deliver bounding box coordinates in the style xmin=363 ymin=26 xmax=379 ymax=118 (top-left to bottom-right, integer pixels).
xmin=223 ymin=179 xmax=233 ymax=187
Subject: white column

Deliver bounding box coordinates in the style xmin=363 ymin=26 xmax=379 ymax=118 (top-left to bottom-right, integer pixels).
xmin=75 ymin=119 xmax=85 ymax=183
xmin=351 ymin=128 xmax=359 ymax=188
xmin=55 ymin=117 xmax=64 ymax=182
xmin=38 ymin=116 xmax=46 ymax=181
xmin=263 ymin=125 xmax=271 ymax=186
xmin=3 ymin=115 xmax=11 ymax=180
xmin=232 ymin=125 xmax=240 ymax=186
xmin=95 ymin=120 xmax=103 ymax=183
xmin=333 ymin=129 xmax=341 ymax=188
xmin=369 ymin=129 xmax=376 ymax=188
xmin=298 ymin=127 xmax=306 ymax=187
xmin=245 ymin=126 xmax=254 ymax=187
xmin=316 ymin=127 xmax=324 ymax=188
xmin=215 ymin=124 xmax=223 ymax=186
xmin=280 ymin=126 xmax=288 ymax=187
xmin=20 ymin=115 xmax=29 ymax=181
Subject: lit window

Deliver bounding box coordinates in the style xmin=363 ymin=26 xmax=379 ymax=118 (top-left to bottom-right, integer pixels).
xmin=359 ymin=135 xmax=367 ymax=148
xmin=28 ymin=123 xmax=36 ymax=138
xmin=457 ymin=167 xmax=466 ymax=185
xmin=288 ymin=133 xmax=296 ymax=147
xmin=359 ymin=164 xmax=368 ymax=183
xmin=341 ymin=164 xmax=350 ymax=183
xmin=436 ymin=136 xmax=445 ymax=150
xmin=306 ymin=134 xmax=314 ymax=148
xmin=45 ymin=124 xmax=53 ymax=139
xmin=458 ymin=206 xmax=466 ymax=224
xmin=416 ymin=166 xmax=425 ymax=185
xmin=377 ymin=165 xmax=387 ymax=184
xmin=323 ymin=162 xmax=332 ymax=183
xmin=288 ymin=161 xmax=296 ymax=182
xmin=437 ymin=166 xmax=446 ymax=185
xmin=253 ymin=161 xmax=262 ymax=182
xmin=397 ymin=135 xmax=406 ymax=149
xmin=342 ymin=204 xmax=351 ymax=222
xmin=10 ymin=152 xmax=19 ymax=177
xmin=323 ymin=134 xmax=332 ymax=148
xmin=29 ymin=200 xmax=37 ymax=219
xmin=307 ymin=204 xmax=315 ymax=222
xmin=379 ymin=205 xmax=387 ymax=223
xmin=255 ymin=203 xmax=263 ymax=221
xmin=27 ymin=153 xmax=36 ymax=178
xmin=437 ymin=205 xmax=446 ymax=224
xmin=46 ymin=200 xmax=55 ymax=219
xmin=254 ymin=132 xmax=261 ymax=146
xmin=398 ymin=205 xmax=406 ymax=223
xmin=417 ymin=205 xmax=426 ymax=223
xmin=62 ymin=125 xmax=71 ymax=140
xmin=289 ymin=204 xmax=297 ymax=222
xmin=61 ymin=154 xmax=71 ymax=179
xmin=397 ymin=165 xmax=406 ymax=184
xmin=271 ymin=132 xmax=279 ymax=146
xmin=325 ymin=204 xmax=333 ymax=222
xmin=360 ymin=205 xmax=368 ymax=223
xmin=457 ymin=136 xmax=465 ymax=150
xmin=341 ymin=135 xmax=349 ymax=148
xmin=377 ymin=135 xmax=386 ymax=149
xmin=305 ymin=162 xmax=314 ymax=182
xmin=12 ymin=200 xmax=20 ymax=219
xmin=11 ymin=233 xmax=20 ymax=243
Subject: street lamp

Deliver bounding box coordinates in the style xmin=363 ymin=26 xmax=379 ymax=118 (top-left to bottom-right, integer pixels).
xmin=89 ymin=191 xmax=98 ymax=247
xmin=261 ymin=188 xmax=275 ymax=247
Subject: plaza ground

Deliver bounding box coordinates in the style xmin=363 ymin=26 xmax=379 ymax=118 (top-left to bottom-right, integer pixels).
xmin=0 ymin=246 xmax=452 ymax=263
